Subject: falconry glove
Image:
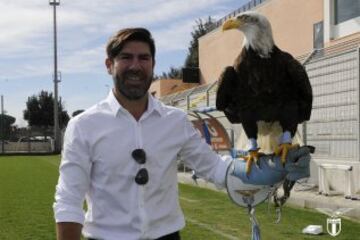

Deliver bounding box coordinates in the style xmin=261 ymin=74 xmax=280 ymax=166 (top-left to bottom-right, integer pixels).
xmin=231 ymin=146 xmax=312 ymax=185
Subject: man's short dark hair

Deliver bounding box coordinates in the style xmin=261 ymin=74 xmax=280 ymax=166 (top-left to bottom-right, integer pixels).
xmin=106 ymin=28 xmax=155 ymax=61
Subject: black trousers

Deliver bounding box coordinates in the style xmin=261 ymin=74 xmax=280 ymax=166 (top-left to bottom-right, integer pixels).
xmin=87 ymin=231 xmax=180 ymax=240
xmin=156 ymin=231 xmax=180 ymax=240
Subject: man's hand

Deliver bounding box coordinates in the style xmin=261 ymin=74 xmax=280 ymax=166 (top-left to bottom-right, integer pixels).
xmin=284 ymin=145 xmax=311 ymax=181
xmin=56 ymin=222 xmax=82 ymax=240
xmin=231 ymin=146 xmax=312 ymax=185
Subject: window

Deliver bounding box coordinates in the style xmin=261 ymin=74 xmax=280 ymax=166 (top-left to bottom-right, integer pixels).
xmin=334 ymin=0 xmax=360 ymax=24
xmin=324 ymin=0 xmax=360 ymax=41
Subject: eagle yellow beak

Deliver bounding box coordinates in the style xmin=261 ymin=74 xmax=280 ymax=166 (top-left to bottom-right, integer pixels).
xmin=222 ymin=19 xmax=241 ymax=31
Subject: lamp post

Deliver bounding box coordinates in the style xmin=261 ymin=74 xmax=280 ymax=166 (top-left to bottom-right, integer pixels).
xmin=1 ymin=95 xmax=4 ymax=153
xmin=50 ymin=0 xmax=61 ymax=153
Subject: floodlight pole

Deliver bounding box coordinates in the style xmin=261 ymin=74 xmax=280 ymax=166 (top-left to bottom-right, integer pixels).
xmin=1 ymin=95 xmax=4 ymax=153
xmin=50 ymin=0 xmax=61 ymax=153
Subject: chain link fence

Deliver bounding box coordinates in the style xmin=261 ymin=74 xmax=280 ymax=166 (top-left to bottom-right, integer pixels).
xmin=304 ymin=48 xmax=359 ymax=162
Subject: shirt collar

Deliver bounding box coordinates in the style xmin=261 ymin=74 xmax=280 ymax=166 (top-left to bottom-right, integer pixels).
xmin=105 ymin=90 xmax=164 ymax=117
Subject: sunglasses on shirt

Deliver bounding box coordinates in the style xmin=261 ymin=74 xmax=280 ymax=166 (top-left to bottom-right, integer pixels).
xmin=132 ymin=149 xmax=149 ymax=185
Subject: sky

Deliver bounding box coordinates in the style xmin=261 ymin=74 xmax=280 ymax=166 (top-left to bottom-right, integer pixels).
xmin=0 ymin=0 xmax=248 ymax=127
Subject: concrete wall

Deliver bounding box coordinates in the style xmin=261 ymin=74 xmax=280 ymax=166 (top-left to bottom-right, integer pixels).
xmin=199 ymin=0 xmax=323 ymax=84
xmin=326 ymin=32 xmax=360 ymax=48
xmin=2 ymin=142 xmax=53 ymax=153
xmin=150 ymin=79 xmax=199 ymax=98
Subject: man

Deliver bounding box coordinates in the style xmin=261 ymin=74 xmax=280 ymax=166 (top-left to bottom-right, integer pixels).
xmin=53 ymin=28 xmax=310 ymax=240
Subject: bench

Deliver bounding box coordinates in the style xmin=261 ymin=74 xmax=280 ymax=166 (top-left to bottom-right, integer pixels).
xmin=318 ymin=163 xmax=355 ymax=199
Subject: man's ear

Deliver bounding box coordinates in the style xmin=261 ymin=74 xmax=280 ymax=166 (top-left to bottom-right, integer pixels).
xmin=105 ymin=58 xmax=113 ymax=75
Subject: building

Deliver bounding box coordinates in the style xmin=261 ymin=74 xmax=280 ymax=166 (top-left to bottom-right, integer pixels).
xmin=150 ymin=79 xmax=199 ymax=98
xmin=157 ymin=0 xmax=360 ymax=196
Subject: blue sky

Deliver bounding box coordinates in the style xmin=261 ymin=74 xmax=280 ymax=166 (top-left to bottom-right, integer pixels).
xmin=0 ymin=0 xmax=247 ymax=127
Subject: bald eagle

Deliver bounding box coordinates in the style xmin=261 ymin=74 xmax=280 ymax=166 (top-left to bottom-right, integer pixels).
xmin=216 ymin=11 xmax=312 ymax=174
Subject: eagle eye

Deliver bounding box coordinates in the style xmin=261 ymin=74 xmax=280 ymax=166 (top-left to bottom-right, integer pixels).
xmin=251 ymin=17 xmax=259 ymax=23
xmin=237 ymin=15 xmax=247 ymax=21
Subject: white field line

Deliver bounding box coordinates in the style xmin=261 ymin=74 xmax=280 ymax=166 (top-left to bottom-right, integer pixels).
xmin=179 ymin=197 xmax=199 ymax=203
xmin=40 ymin=158 xmax=60 ymax=168
xmin=185 ymin=218 xmax=240 ymax=240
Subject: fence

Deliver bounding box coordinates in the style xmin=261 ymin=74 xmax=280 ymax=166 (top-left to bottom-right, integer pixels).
xmin=0 ymin=126 xmax=58 ymax=154
xmin=305 ymin=48 xmax=359 ymax=161
xmin=214 ymin=0 xmax=268 ymax=29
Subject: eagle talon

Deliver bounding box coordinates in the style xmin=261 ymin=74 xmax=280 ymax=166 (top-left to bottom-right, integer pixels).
xmin=255 ymin=152 xmax=265 ymax=168
xmin=274 ymin=143 xmax=300 ymax=166
xmin=243 ymin=149 xmax=261 ymax=175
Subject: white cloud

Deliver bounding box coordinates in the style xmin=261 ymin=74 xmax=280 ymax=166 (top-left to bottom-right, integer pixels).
xmin=0 ymin=3 xmax=48 ymax=46
xmin=1 ymin=3 xmax=243 ymax=86
xmin=0 ymin=2 xmax=89 ymax=58
xmin=60 ymin=46 xmax=106 ymax=74
xmin=0 ymin=0 xmax=239 ymax=79
xmin=1 ymin=0 xmax=248 ymax=126
xmin=103 ymin=0 xmax=219 ymax=29
xmin=153 ymin=20 xmax=195 ymax=52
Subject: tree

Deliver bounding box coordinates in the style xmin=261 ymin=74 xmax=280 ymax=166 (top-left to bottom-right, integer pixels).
xmin=23 ymin=91 xmax=70 ymax=129
xmin=167 ymin=66 xmax=183 ymax=79
xmin=156 ymin=16 xmax=216 ymax=80
xmin=0 ymin=114 xmax=16 ymax=139
xmin=157 ymin=66 xmax=183 ymax=79
xmin=184 ymin=16 xmax=216 ymax=68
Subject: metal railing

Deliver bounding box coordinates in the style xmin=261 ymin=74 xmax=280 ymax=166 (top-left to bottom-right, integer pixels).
xmin=214 ymin=0 xmax=268 ymax=29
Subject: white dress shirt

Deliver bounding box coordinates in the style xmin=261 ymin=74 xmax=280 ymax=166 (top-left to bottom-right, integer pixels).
xmin=53 ymin=91 xmax=229 ymax=240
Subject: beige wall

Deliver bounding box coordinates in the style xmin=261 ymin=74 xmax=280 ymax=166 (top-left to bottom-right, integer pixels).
xmin=199 ymin=0 xmax=323 ymax=84
xmin=326 ymin=31 xmax=360 ymax=47
xmin=150 ymin=79 xmax=199 ymax=98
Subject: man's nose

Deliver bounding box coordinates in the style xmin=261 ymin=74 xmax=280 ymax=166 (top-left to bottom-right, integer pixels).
xmin=129 ymin=58 xmax=141 ymax=70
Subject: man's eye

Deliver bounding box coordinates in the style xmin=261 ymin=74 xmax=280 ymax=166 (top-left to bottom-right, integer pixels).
xmin=119 ymin=55 xmax=131 ymax=60
xmin=140 ymin=56 xmax=151 ymax=61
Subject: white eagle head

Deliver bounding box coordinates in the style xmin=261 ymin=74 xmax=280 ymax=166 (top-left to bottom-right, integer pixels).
xmin=222 ymin=11 xmax=274 ymax=58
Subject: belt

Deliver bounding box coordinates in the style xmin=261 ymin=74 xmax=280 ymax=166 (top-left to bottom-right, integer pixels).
xmin=87 ymin=231 xmax=180 ymax=240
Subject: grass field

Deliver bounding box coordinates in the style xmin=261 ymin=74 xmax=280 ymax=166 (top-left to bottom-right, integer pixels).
xmin=0 ymin=155 xmax=359 ymax=240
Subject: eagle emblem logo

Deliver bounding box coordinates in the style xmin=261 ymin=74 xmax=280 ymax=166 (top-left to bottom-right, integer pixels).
xmin=316 ymin=208 xmax=353 ymax=237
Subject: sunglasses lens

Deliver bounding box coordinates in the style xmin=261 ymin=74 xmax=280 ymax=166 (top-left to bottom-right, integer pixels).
xmin=132 ymin=149 xmax=148 ymax=185
xmin=135 ymin=168 xmax=148 ymax=185
xmin=132 ymin=149 xmax=146 ymax=164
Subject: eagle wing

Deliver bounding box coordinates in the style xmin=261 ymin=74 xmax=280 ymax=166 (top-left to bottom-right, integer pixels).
xmin=285 ymin=54 xmax=313 ymax=122
xmin=216 ymin=66 xmax=242 ymax=123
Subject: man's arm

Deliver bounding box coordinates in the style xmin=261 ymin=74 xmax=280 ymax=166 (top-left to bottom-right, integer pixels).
xmin=56 ymin=222 xmax=82 ymax=240
xmin=179 ymin=115 xmax=230 ymax=188
xmin=53 ymin=119 xmax=91 ymax=238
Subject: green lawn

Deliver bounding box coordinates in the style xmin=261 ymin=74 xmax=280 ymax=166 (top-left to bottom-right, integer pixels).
xmin=0 ymin=155 xmax=359 ymax=240
xmin=180 ymin=184 xmax=359 ymax=239
xmin=0 ymin=155 xmax=60 ymax=240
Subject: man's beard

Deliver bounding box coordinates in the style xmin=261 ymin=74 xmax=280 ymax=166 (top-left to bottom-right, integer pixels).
xmin=114 ymin=70 xmax=153 ymax=100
